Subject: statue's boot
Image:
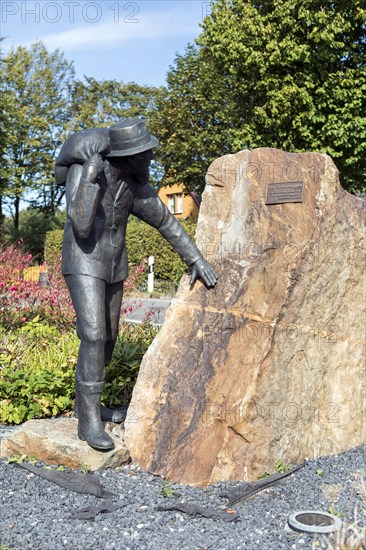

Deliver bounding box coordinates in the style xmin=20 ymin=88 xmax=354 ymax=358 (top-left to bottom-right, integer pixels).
xmin=99 ymin=406 xmax=125 ymax=423
xmin=74 ymin=395 xmax=125 ymax=424
xmin=76 ymin=381 xmax=115 ymax=451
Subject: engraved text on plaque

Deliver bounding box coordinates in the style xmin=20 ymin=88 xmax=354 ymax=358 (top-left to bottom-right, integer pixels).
xmin=265 ymin=181 xmax=304 ymax=205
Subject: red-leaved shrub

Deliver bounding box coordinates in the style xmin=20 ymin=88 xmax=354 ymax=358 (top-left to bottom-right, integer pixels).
xmin=0 ymin=241 xmax=74 ymax=327
xmin=0 ymin=241 xmax=148 ymax=328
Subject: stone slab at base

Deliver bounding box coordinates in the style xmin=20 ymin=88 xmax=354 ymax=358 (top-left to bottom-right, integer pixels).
xmin=0 ymin=417 xmax=130 ymax=471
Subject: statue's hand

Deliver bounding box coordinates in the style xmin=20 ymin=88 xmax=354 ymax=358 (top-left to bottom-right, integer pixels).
xmin=189 ymin=258 xmax=218 ymax=288
xmin=82 ymin=153 xmax=104 ymax=183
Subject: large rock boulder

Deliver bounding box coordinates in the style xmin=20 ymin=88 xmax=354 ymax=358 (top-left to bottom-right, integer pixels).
xmin=124 ymin=148 xmax=366 ymax=487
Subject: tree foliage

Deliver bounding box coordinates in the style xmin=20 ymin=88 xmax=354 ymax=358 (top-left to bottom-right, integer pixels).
xmin=68 ymin=77 xmax=163 ymax=185
xmin=0 ymin=40 xmax=161 ymax=246
xmin=4 ymin=208 xmax=65 ymax=259
xmin=1 ymin=42 xmax=75 ymax=228
xmin=151 ymin=46 xmax=233 ymax=193
xmin=68 ymin=77 xmax=160 ymax=131
xmin=155 ymin=0 xmax=366 ymax=193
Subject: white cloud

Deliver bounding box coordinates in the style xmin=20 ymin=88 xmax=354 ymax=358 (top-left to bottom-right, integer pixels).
xmin=19 ymin=6 xmax=200 ymax=52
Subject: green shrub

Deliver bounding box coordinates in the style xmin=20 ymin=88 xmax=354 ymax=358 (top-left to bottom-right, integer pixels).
xmin=126 ymin=216 xmax=197 ymax=282
xmin=0 ymin=319 xmax=78 ymax=424
xmin=45 ymin=219 xmax=198 ymax=284
xmin=102 ymin=320 xmax=159 ymax=406
xmin=44 ymin=229 xmax=64 ymax=267
xmin=0 ymin=318 xmax=158 ymax=424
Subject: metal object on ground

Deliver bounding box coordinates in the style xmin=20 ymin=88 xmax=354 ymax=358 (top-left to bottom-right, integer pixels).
xmin=14 ymin=462 xmax=116 ymax=499
xmin=288 ymin=510 xmax=343 ymax=534
xmin=221 ymin=463 xmax=304 ymax=505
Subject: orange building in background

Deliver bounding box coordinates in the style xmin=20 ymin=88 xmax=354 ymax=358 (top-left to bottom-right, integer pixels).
xmin=158 ymin=183 xmax=199 ymax=220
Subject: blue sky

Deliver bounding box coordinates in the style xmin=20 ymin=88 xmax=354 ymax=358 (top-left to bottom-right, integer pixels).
xmin=1 ymin=0 xmax=212 ymax=86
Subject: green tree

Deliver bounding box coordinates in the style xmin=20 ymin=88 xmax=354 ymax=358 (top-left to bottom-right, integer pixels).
xmin=157 ymin=0 xmax=366 ymax=194
xmin=67 ymin=78 xmax=163 ymax=185
xmin=68 ymin=77 xmax=161 ymax=131
xmin=1 ymin=41 xmax=164 ymax=247
xmin=150 ymin=46 xmax=233 ymax=193
xmin=3 ymin=208 xmax=66 ymax=259
xmin=0 ymin=37 xmax=14 ymax=236
xmin=1 ymin=41 xmax=75 ymax=230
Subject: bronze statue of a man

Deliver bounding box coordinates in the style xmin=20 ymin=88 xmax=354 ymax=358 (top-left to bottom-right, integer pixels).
xmin=57 ymin=118 xmax=217 ymax=451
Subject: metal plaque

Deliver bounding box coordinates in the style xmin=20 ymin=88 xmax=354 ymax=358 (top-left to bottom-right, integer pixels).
xmin=265 ymin=181 xmax=304 ymax=205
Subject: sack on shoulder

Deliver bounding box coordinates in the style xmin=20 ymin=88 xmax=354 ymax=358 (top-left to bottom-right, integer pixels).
xmin=55 ymin=127 xmax=110 ymax=185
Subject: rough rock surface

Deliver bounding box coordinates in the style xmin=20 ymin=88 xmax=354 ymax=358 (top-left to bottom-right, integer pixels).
xmin=0 ymin=417 xmax=129 ymax=470
xmin=124 ymin=148 xmax=366 ymax=487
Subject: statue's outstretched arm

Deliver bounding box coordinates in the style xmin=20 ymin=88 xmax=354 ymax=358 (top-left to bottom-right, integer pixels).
xmin=131 ymin=183 xmax=217 ymax=288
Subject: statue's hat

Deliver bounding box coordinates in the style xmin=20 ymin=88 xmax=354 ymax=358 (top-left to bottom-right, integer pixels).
xmin=107 ymin=118 xmax=159 ymax=157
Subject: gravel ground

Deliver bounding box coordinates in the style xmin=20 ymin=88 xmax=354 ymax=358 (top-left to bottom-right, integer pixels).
xmin=0 ymin=425 xmax=365 ymax=550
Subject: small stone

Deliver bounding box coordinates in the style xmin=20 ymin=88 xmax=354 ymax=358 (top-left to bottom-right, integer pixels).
xmin=321 ymin=483 xmax=342 ymax=501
